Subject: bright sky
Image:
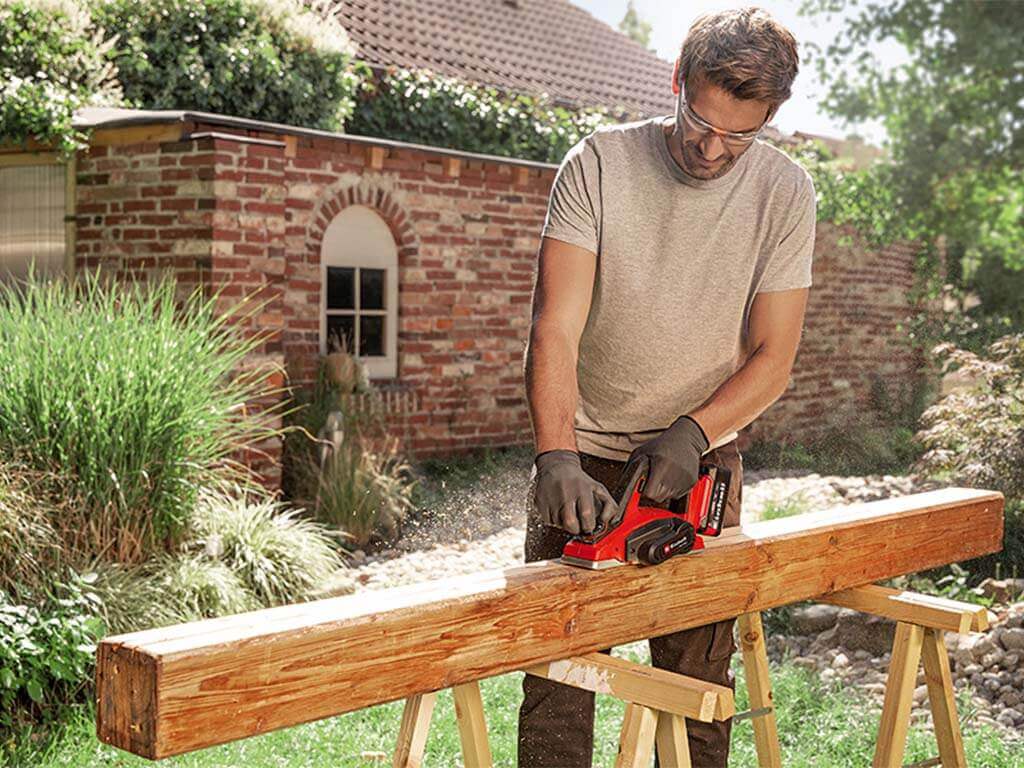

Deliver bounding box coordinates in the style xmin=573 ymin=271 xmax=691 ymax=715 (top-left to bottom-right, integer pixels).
xmin=573 ymin=0 xmax=897 ymax=145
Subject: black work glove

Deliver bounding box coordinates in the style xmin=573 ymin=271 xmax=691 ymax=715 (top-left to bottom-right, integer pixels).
xmin=533 ymin=449 xmax=618 ymax=536
xmin=623 ymin=415 xmax=710 ymax=505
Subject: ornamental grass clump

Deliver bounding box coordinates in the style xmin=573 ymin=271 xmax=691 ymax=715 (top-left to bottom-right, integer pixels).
xmin=284 ymin=360 xmax=417 ymax=549
xmin=190 ymin=486 xmax=344 ymax=607
xmin=0 ymin=271 xmax=281 ymax=565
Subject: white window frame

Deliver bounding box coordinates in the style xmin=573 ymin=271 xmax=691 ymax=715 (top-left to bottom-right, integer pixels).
xmin=319 ymin=204 xmax=398 ymax=379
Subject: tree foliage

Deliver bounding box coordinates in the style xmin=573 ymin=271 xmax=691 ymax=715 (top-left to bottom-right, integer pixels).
xmin=802 ymin=0 xmax=1024 ymax=279
xmin=618 ymin=1 xmax=653 ymax=50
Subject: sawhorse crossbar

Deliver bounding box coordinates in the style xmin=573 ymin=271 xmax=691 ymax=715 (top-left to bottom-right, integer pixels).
xmin=392 ymin=584 xmax=989 ymax=768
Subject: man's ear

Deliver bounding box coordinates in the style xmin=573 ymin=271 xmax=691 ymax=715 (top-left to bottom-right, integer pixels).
xmin=672 ymin=61 xmax=682 ymax=95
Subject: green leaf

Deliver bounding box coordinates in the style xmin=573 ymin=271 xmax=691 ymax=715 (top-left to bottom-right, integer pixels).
xmin=26 ymin=677 xmax=43 ymax=703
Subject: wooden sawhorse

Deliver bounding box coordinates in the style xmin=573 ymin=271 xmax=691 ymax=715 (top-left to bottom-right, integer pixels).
xmin=392 ymin=585 xmax=988 ymax=768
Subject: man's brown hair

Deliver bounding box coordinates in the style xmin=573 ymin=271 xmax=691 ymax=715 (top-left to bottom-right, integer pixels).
xmin=677 ymin=7 xmax=799 ymax=111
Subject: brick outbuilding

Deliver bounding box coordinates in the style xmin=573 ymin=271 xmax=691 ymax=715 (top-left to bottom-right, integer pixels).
xmin=0 ymin=107 xmax=929 ymax=488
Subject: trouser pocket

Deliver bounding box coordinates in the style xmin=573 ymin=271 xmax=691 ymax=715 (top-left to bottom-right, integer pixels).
xmin=707 ymin=617 xmax=738 ymax=662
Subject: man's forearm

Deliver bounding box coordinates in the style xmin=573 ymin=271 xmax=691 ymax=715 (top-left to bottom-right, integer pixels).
xmin=686 ymin=347 xmax=794 ymax=447
xmin=524 ymin=322 xmax=579 ymax=454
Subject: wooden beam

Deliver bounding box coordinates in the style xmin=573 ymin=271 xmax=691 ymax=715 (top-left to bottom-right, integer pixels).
xmin=90 ymin=124 xmax=183 ymax=147
xmin=524 ymin=652 xmax=733 ymax=721
xmin=820 ymin=583 xmax=990 ymax=634
xmin=0 ymin=151 xmax=61 ymax=166
xmin=95 ymin=488 xmax=1003 ymax=759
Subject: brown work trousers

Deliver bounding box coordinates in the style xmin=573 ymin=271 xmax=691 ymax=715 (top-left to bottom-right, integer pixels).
xmin=517 ymin=440 xmax=743 ymax=768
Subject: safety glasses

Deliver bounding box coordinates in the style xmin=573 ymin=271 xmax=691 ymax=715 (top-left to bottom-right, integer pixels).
xmin=675 ymin=89 xmax=766 ymax=149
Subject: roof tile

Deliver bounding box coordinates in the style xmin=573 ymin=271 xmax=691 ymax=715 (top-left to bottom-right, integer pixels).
xmin=332 ymin=0 xmax=677 ymax=117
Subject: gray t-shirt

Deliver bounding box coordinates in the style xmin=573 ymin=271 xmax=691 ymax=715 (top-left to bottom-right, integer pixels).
xmin=540 ymin=115 xmax=817 ymax=461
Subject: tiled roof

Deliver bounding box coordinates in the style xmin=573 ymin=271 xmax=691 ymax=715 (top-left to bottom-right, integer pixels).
xmin=332 ymin=0 xmax=677 ymax=118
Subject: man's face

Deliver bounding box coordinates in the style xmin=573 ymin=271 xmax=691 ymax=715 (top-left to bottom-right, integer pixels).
xmin=671 ymin=75 xmax=773 ymax=181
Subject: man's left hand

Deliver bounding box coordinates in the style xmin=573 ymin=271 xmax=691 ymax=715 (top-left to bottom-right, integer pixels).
xmin=623 ymin=415 xmax=710 ymax=504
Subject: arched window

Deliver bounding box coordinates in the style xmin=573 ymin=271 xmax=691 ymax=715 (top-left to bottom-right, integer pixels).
xmin=320 ymin=205 xmax=398 ymax=379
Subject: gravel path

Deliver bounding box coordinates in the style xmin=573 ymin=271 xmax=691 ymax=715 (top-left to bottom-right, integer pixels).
xmin=319 ymin=449 xmax=928 ymax=594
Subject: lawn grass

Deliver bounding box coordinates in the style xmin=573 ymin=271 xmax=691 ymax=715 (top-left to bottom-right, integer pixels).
xmin=16 ymin=644 xmax=1022 ymax=767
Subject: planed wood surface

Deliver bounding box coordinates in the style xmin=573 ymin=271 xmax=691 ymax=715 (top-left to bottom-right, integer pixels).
xmin=95 ymin=487 xmax=1003 ymax=758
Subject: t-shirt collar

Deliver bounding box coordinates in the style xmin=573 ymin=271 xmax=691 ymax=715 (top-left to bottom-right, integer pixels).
xmin=651 ymin=115 xmax=756 ymax=190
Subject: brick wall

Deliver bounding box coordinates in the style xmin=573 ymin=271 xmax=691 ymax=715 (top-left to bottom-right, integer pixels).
xmin=73 ymin=117 xmax=930 ymax=488
xmin=743 ymin=223 xmax=927 ymax=448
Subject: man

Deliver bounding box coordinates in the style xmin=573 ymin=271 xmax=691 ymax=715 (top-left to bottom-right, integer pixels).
xmin=518 ymin=7 xmax=815 ymax=768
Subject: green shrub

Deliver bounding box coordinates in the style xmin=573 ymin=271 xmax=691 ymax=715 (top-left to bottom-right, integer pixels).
xmin=0 ymin=0 xmax=121 ymax=154
xmin=0 ymin=574 xmax=105 ymax=734
xmin=95 ymin=0 xmax=361 ymax=130
xmin=912 ymin=334 xmax=1024 ymax=581
xmin=306 ymin=436 xmax=416 ymax=548
xmin=0 ymin=271 xmax=281 ymax=565
xmin=89 ymin=487 xmax=342 ymax=633
xmin=349 ymin=67 xmax=620 ymax=164
xmin=0 ymin=72 xmax=85 ymax=155
xmin=91 ymin=551 xmax=257 ymax=633
xmin=914 ymin=334 xmax=1024 ymax=499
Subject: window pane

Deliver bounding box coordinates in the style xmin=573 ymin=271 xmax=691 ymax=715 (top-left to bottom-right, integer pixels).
xmin=326 ymin=314 xmax=355 ymax=354
xmin=359 ymin=315 xmax=384 ymax=357
xmin=0 ymin=164 xmax=66 ymax=285
xmin=360 ymin=268 xmax=385 ymax=310
xmin=326 ymin=266 xmax=355 ymax=309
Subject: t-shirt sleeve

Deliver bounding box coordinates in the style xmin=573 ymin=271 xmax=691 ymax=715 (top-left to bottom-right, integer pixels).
xmin=757 ymin=174 xmax=817 ymax=293
xmin=540 ymin=137 xmax=601 ymax=254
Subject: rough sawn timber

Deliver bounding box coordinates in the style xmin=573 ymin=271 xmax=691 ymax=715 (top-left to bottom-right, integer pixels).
xmin=95 ymin=487 xmax=1004 ymax=759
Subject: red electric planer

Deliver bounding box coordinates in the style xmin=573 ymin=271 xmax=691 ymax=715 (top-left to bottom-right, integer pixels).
xmin=559 ymin=458 xmax=731 ymax=569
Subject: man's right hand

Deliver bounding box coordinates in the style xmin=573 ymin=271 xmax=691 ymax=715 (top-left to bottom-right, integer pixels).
xmin=533 ymin=449 xmax=618 ymax=535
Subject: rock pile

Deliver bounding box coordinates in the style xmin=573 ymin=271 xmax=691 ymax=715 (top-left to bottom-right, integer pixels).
xmin=780 ymin=602 xmax=1024 ymax=738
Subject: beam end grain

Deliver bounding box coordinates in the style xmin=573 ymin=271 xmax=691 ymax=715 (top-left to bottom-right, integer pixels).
xmin=95 ymin=641 xmax=160 ymax=760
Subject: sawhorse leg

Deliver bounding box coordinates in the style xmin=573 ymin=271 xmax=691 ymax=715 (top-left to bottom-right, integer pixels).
xmin=874 ymin=623 xmax=967 ymax=768
xmin=737 ymin=611 xmax=783 ymax=768
xmin=393 ymin=682 xmax=493 ymax=768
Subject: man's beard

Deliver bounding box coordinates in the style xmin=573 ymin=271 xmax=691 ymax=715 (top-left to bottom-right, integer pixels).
xmin=680 ymin=138 xmax=737 ymax=180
